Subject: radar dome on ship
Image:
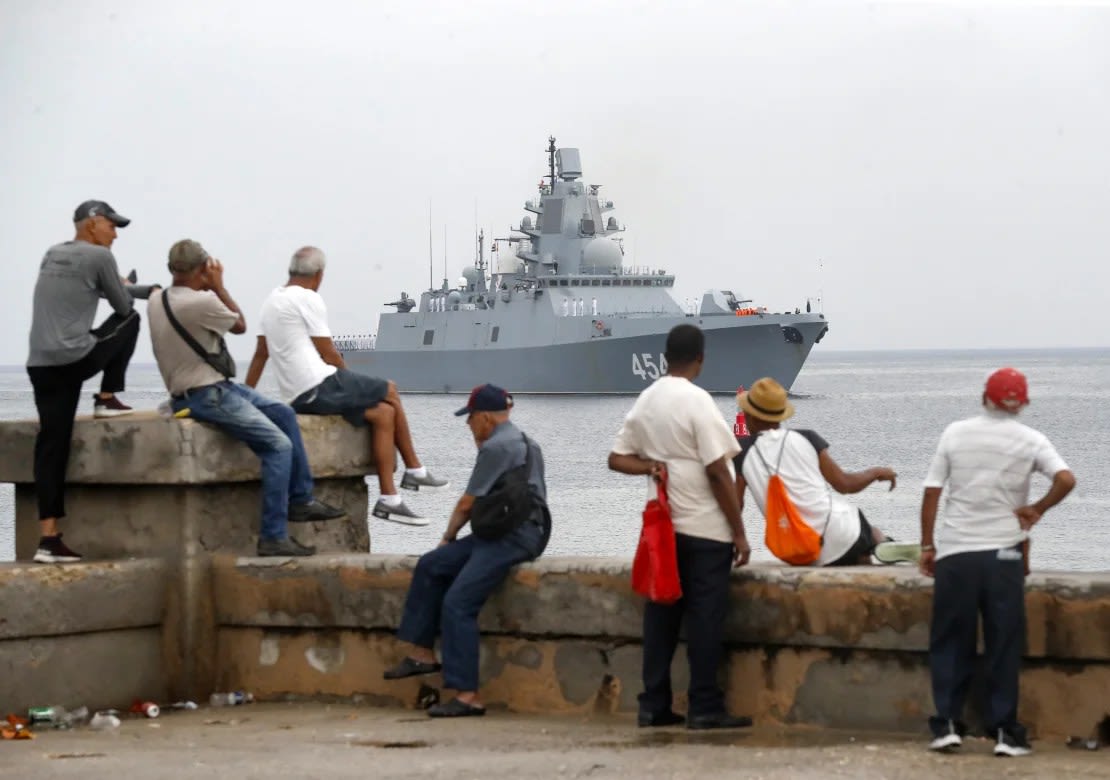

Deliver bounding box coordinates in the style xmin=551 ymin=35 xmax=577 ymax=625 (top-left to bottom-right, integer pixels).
xmin=447 ymin=290 xmax=462 ymax=307
xmin=462 ymin=266 xmax=481 ymax=284
xmin=583 ymin=237 xmax=623 ymax=267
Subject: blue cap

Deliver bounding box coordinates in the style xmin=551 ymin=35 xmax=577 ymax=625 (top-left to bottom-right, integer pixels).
xmin=454 ymin=384 xmax=513 ymax=416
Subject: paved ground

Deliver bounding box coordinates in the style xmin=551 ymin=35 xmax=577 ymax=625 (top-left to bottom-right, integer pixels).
xmin=2 ymin=703 xmax=1107 ymax=779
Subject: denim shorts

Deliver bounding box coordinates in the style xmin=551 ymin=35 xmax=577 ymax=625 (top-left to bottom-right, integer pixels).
xmin=292 ymin=368 xmax=389 ymax=427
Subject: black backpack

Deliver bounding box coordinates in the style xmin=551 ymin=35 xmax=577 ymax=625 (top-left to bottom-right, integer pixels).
xmin=470 ymin=434 xmax=545 ymax=542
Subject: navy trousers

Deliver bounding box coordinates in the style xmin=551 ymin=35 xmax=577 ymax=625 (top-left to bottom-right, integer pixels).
xmin=929 ymin=546 xmax=1026 ymax=737
xmin=397 ymin=533 xmax=534 ymax=692
xmin=639 ymin=532 xmax=734 ymax=719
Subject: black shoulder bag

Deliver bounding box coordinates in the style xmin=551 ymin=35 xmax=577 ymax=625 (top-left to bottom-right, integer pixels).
xmin=470 ymin=434 xmax=545 ymax=541
xmin=161 ymin=289 xmax=237 ymax=379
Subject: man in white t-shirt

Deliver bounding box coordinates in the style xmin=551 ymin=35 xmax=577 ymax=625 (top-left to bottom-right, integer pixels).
xmin=246 ymin=247 xmax=446 ymax=525
xmin=919 ymin=367 xmax=1075 ymax=758
xmin=609 ymin=324 xmax=753 ymax=731
xmin=733 ymin=377 xmax=908 ymax=566
xmin=149 ymin=239 xmax=345 ymax=557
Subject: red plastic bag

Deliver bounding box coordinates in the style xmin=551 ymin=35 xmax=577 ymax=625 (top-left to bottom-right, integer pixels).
xmin=632 ymin=470 xmax=682 ymax=604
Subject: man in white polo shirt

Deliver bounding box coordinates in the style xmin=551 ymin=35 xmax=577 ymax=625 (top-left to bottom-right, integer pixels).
xmin=245 ymin=246 xmax=446 ymax=525
xmin=920 ymin=367 xmax=1075 ymax=757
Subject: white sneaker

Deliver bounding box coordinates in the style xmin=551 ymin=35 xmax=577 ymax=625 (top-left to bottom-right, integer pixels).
xmin=994 ymin=729 xmax=1032 ymax=757
xmin=372 ymin=498 xmax=429 ymax=526
xmin=874 ymin=541 xmax=922 ymax=565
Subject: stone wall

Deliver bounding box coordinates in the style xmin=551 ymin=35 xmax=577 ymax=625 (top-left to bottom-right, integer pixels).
xmin=210 ymin=556 xmax=1110 ymax=738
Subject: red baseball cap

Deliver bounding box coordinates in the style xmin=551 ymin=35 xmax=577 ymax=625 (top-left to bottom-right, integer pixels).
xmin=985 ymin=367 xmax=1028 ymax=410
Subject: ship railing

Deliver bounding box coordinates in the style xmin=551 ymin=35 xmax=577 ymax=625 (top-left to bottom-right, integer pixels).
xmin=334 ymin=335 xmax=376 ymax=351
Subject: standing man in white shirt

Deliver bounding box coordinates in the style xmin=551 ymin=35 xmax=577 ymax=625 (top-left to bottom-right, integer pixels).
xmin=920 ymin=367 xmax=1075 ymax=757
xmin=608 ymin=324 xmax=753 ymax=731
xmin=246 ymin=247 xmax=446 ymax=525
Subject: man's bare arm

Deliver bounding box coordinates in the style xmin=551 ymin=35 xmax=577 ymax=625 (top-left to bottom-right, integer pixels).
xmin=818 ymin=450 xmax=896 ymax=494
xmin=919 ymin=486 xmax=942 ymax=577
xmin=608 ymin=452 xmax=663 ymax=478
xmin=706 ymin=456 xmax=750 ymax=566
xmin=245 ymin=336 xmax=268 ymax=388
xmin=311 ymin=336 xmax=347 ymax=370
xmin=441 ymin=493 xmax=476 ymax=543
xmin=1015 ymin=469 xmax=1076 ymax=530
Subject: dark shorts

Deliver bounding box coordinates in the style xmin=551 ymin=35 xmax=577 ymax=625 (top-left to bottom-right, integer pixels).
xmin=291 ymin=368 xmax=389 ymax=427
xmin=826 ymin=511 xmax=878 ymax=567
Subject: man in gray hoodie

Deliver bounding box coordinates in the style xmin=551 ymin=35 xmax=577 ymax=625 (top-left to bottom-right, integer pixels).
xmin=26 ymin=200 xmax=153 ymax=563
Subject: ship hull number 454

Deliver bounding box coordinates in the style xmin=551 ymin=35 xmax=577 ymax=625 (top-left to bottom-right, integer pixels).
xmin=632 ymin=353 xmax=669 ymax=381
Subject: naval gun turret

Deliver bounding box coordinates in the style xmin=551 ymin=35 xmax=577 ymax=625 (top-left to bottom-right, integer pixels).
xmin=385 ymin=292 xmax=416 ymax=313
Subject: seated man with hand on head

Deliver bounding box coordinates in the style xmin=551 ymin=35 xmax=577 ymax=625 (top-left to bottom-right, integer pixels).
xmin=147 ymin=239 xmax=345 ymax=557
xmin=734 ymin=377 xmax=916 ymax=566
xmin=245 ymin=246 xmax=446 ymax=525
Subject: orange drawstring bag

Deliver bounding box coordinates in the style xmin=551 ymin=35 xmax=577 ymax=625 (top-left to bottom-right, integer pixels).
xmin=754 ymin=434 xmax=822 ymax=565
xmin=632 ymin=469 xmax=682 ymax=604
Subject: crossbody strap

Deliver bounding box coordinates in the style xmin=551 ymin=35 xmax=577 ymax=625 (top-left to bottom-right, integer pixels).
xmin=161 ymin=289 xmax=231 ymax=377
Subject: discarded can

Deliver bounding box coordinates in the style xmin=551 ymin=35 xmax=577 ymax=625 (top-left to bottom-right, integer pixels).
xmin=131 ymin=700 xmax=160 ymax=719
xmin=209 ymin=691 xmax=254 ymax=707
xmin=27 ymin=706 xmax=65 ymax=725
xmin=89 ymin=711 xmax=121 ymax=730
xmin=1066 ymin=736 xmax=1100 ymax=751
xmin=170 ymin=701 xmax=198 ymax=711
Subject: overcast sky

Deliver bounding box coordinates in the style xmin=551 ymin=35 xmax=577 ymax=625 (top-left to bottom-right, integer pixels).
xmin=3 ymin=0 xmax=1109 ymax=366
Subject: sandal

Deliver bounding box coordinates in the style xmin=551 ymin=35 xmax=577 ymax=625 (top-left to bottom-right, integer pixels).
xmin=383 ymin=656 xmax=442 ymax=680
xmin=427 ymin=697 xmax=486 ymax=718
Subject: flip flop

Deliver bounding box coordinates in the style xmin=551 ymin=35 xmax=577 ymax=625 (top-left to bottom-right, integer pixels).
xmin=383 ymin=656 xmax=442 ymax=680
xmin=427 ymin=697 xmax=486 ymax=718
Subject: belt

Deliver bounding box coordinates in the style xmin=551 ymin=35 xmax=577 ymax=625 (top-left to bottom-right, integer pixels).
xmin=172 ymin=382 xmax=223 ymax=400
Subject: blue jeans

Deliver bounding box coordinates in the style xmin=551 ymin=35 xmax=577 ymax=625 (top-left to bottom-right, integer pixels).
xmin=397 ymin=533 xmax=534 ymax=691
xmin=171 ymin=382 xmax=314 ymax=541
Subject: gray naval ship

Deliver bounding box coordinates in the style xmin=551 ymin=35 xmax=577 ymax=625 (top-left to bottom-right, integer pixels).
xmin=339 ymin=138 xmax=829 ymax=393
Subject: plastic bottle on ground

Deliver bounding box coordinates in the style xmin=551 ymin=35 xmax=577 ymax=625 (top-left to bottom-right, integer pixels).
xmin=209 ymin=692 xmax=254 ymax=707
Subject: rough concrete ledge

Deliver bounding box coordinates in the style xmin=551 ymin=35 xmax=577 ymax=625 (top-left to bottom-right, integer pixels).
xmin=0 ymin=559 xmax=168 ymax=639
xmin=211 ymin=556 xmax=1110 ymax=662
xmin=0 ymin=412 xmax=376 ymax=485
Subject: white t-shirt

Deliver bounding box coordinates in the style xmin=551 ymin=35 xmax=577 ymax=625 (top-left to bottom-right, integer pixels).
xmin=258 ymin=286 xmax=337 ymax=403
xmin=736 ymin=428 xmax=862 ymax=566
xmin=924 ymin=410 xmax=1069 ymax=560
xmin=611 ymin=375 xmax=740 ymax=544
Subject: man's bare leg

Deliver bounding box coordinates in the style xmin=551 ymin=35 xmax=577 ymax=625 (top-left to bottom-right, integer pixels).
xmin=383 ymin=381 xmax=421 ymax=470
xmin=363 ymin=403 xmax=399 ymax=495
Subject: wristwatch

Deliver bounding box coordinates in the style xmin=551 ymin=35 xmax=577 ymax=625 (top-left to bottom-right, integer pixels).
xmin=921 ymin=544 xmax=935 ymax=552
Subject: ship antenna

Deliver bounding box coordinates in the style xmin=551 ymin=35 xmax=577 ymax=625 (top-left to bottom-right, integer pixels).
xmin=428 ymin=200 xmax=433 ymax=292
xmin=547 ymin=136 xmax=556 ymax=192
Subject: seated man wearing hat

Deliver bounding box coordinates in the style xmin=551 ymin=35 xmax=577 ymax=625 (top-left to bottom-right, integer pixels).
xmin=734 ymin=377 xmax=914 ymax=566
xmin=382 ymin=384 xmax=551 ymax=717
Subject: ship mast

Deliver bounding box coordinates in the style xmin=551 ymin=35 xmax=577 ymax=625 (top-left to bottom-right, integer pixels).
xmin=546 ymin=136 xmax=556 ymax=193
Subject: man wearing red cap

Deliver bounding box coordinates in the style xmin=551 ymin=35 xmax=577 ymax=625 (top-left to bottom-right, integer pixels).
xmin=920 ymin=367 xmax=1075 ymax=757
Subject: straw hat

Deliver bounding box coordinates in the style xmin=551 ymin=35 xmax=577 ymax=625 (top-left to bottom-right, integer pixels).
xmin=738 ymin=377 xmax=795 ymax=422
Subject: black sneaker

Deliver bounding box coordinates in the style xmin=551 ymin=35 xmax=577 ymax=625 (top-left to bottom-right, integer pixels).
xmin=93 ymin=394 xmax=134 ymax=418
xmin=994 ymin=728 xmax=1032 ymax=757
xmin=288 ymin=499 xmax=346 ymax=523
xmin=928 ymin=719 xmax=964 ymax=752
xmin=638 ymin=711 xmax=685 ymax=728
xmin=257 ymin=537 xmax=316 ymax=557
xmin=33 ymin=534 xmax=83 ymax=563
xmin=687 ymin=712 xmax=753 ymax=730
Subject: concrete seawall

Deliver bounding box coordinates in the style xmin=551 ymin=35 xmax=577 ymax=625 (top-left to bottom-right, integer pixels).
xmin=1 ymin=414 xmax=1108 ymax=738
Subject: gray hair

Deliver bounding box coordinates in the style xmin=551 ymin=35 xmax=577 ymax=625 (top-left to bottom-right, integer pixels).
xmin=168 ymin=239 xmax=210 ymax=274
xmin=289 ymin=246 xmax=326 ymax=277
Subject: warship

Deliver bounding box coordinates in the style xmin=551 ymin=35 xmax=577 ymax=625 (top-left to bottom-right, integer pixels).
xmin=338 ymin=138 xmax=829 ymax=393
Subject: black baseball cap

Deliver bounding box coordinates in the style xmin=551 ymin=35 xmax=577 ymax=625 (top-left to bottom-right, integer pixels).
xmin=454 ymin=384 xmax=514 ymax=416
xmin=73 ymin=200 xmax=130 ymax=228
